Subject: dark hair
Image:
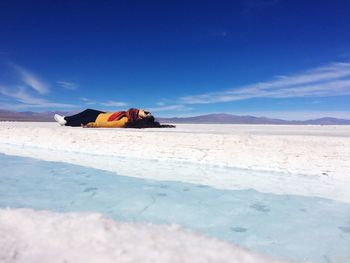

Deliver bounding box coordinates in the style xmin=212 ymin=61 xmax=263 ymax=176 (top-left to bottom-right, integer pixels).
xmin=124 ymin=116 xmax=176 ymax=129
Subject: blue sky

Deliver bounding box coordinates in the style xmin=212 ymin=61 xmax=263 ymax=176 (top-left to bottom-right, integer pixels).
xmin=0 ymin=0 xmax=350 ymax=120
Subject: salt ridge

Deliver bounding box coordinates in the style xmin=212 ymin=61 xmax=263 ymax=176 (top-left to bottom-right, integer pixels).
xmin=0 ymin=122 xmax=349 ymax=203
xmin=0 ymin=208 xmax=287 ymax=263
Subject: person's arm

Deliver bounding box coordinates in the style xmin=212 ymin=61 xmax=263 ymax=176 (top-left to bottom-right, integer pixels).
xmin=82 ymin=122 xmax=97 ymax=128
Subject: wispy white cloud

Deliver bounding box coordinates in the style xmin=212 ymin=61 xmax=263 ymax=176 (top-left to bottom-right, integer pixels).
xmin=1 ymin=86 xmax=44 ymax=105
xmin=57 ymin=81 xmax=78 ymax=90
xmin=0 ymin=64 xmax=80 ymax=110
xmin=100 ymin=101 xmax=128 ymax=107
xmin=180 ymin=62 xmax=350 ymax=104
xmin=147 ymin=104 xmax=192 ymax=112
xmin=80 ymin=98 xmax=128 ymax=108
xmin=13 ymin=65 xmax=49 ymax=94
xmin=229 ymin=110 xmax=350 ymax=121
xmin=0 ymin=86 xmax=76 ymax=109
xmin=0 ymin=101 xmax=76 ymax=110
xmin=80 ymin=97 xmax=90 ymax=102
xmin=80 ymin=97 xmax=97 ymax=105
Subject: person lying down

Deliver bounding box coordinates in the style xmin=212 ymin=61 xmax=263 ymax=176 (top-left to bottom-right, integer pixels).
xmin=54 ymin=108 xmax=175 ymax=128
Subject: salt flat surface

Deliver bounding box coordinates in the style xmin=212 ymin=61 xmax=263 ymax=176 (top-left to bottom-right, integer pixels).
xmin=1 ymin=153 xmax=349 ymax=263
xmin=0 ymin=122 xmax=349 ymax=203
xmin=1 ymin=123 xmax=350 ymax=263
xmin=0 ymin=208 xmax=286 ymax=263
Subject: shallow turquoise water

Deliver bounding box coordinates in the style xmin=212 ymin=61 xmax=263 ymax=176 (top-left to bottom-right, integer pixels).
xmin=0 ymin=153 xmax=350 ymax=263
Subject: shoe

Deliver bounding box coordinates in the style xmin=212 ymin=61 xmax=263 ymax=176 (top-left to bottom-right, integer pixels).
xmin=54 ymin=114 xmax=67 ymax=126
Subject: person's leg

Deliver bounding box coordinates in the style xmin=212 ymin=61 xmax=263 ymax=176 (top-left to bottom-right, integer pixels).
xmin=64 ymin=109 xmax=105 ymax=127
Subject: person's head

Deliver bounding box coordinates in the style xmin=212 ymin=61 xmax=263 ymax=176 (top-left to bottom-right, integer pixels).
xmin=138 ymin=109 xmax=153 ymax=119
xmin=126 ymin=108 xmax=153 ymax=122
xmin=124 ymin=115 xmax=159 ymax=128
xmin=125 ymin=108 xmax=175 ymax=128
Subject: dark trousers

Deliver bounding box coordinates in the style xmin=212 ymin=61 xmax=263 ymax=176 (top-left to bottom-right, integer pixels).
xmin=64 ymin=109 xmax=105 ymax=127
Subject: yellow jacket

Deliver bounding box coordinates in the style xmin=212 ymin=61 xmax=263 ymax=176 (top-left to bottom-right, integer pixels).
xmin=86 ymin=112 xmax=128 ymax=128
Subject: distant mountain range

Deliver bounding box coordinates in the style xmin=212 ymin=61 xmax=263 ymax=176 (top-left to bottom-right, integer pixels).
xmin=1 ymin=110 xmax=350 ymax=125
xmin=157 ymin=113 xmax=350 ymax=125
xmin=0 ymin=109 xmax=71 ymax=122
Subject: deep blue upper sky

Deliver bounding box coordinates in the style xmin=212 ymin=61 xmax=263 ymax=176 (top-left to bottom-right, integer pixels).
xmin=0 ymin=0 xmax=350 ymax=119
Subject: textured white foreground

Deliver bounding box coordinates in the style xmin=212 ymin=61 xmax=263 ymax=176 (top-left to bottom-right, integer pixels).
xmin=0 ymin=208 xmax=285 ymax=263
xmin=0 ymin=122 xmax=350 ymax=202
